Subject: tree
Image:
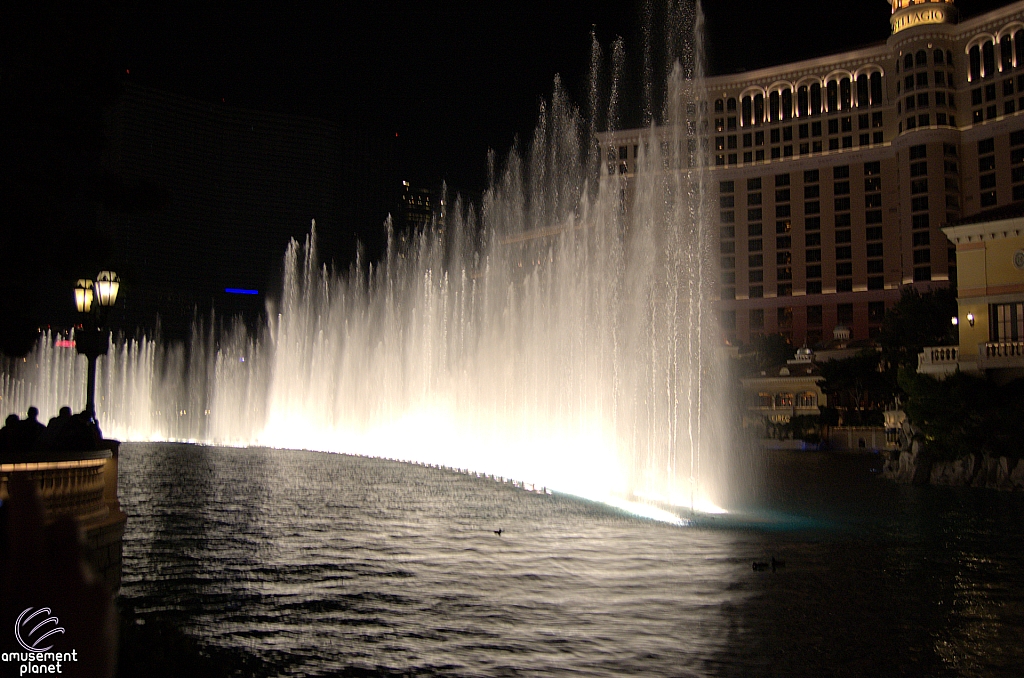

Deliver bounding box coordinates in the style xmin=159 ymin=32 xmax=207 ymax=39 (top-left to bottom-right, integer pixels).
xmin=818 ymin=349 xmax=895 ymax=426
xmin=899 ymin=370 xmax=1024 ymax=461
xmin=0 ymin=2 xmax=120 ymax=356
xmin=878 ymin=287 xmax=958 ymax=371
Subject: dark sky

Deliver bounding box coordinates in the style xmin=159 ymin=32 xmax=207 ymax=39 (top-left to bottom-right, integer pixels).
xmin=115 ymin=0 xmax=1011 ymax=195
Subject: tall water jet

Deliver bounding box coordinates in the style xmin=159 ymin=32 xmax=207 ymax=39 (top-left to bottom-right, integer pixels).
xmin=1 ymin=0 xmax=734 ymax=514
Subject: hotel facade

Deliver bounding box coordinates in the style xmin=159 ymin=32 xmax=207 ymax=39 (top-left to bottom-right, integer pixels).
xmin=604 ymin=0 xmax=1024 ymax=347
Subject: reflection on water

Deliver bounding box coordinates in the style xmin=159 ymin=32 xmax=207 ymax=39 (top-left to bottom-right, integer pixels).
xmin=117 ymin=444 xmax=1024 ymax=677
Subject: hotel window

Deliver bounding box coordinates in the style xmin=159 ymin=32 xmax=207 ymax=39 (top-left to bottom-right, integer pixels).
xmin=808 ymin=305 xmax=823 ymax=326
xmin=865 ymin=160 xmax=881 ymax=174
xmin=805 ymin=183 xmax=820 ymax=198
xmin=870 ymin=73 xmax=883 ymax=105
xmin=837 ymin=279 xmax=853 ymax=293
xmin=748 ymin=190 xmax=762 ymax=204
xmin=911 ymin=179 xmax=928 ymax=194
xmin=806 ymin=249 xmax=821 ymax=262
xmin=984 ymin=41 xmax=996 ymax=78
xmin=806 ymin=232 xmax=821 ymax=247
xmin=806 ymin=216 xmax=821 ymax=231
xmin=776 ymin=173 xmax=790 ymax=187
xmin=836 ymin=230 xmax=852 ymax=244
xmin=722 ymin=256 xmax=735 ymax=269
xmin=778 ymin=307 xmax=794 ymax=328
xmin=865 ymin=194 xmax=882 ymax=208
xmin=911 ymin=196 xmax=929 ymax=212
xmin=865 ymin=177 xmax=882 ymax=191
xmin=1003 ymin=35 xmax=1014 ymax=72
xmin=914 ymin=266 xmax=931 ymax=282
xmin=806 ymin=264 xmax=822 ymax=278
xmin=750 ymin=286 xmax=764 ymax=298
xmin=721 ymin=226 xmax=735 ymax=239
xmin=912 ymin=231 xmax=930 ymax=247
xmin=867 ymin=243 xmax=883 ymax=258
xmin=913 ymin=250 xmax=931 ymax=265
xmin=837 ymin=304 xmax=854 ymax=326
xmin=910 ymin=161 xmax=928 ymax=177
xmin=869 ymin=301 xmax=886 ymax=325
xmin=807 ymin=281 xmax=822 ymax=295
xmin=749 ymin=254 xmax=763 ymax=267
xmin=749 ymin=238 xmax=763 ymax=252
xmin=868 ymin=260 xmax=884 ymax=273
xmin=866 ymin=226 xmax=883 ymax=240
xmin=866 ymin=211 xmax=882 ymax=225
xmin=836 ymin=213 xmax=851 ymax=227
xmin=749 ymin=270 xmax=764 ymax=283
xmin=910 ymin=144 xmax=926 ymax=159
xmin=912 ymin=214 xmax=930 ymax=229
xmin=750 ymin=309 xmax=765 ymax=329
xmin=836 ymin=246 xmax=852 ymax=260
xmin=835 ymin=197 xmax=851 ymax=211
xmin=811 ymin=83 xmax=823 ymax=115
xmin=990 ymin=302 xmax=1024 ymax=342
xmin=981 ymin=190 xmax=997 ymax=207
xmin=857 ymin=75 xmax=870 ymax=108
xmin=748 ymin=223 xmax=762 ymax=236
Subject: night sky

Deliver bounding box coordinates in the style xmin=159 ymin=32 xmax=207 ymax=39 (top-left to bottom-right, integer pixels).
xmin=114 ymin=0 xmax=1010 ymax=195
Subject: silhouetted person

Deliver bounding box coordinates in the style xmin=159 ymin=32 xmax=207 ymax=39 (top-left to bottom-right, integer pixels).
xmin=0 ymin=414 xmax=20 ymax=455
xmin=15 ymin=407 xmax=45 ymax=451
xmin=493 ymin=528 xmax=503 ymax=536
xmin=36 ymin=406 xmax=73 ymax=451
xmin=63 ymin=411 xmax=102 ymax=452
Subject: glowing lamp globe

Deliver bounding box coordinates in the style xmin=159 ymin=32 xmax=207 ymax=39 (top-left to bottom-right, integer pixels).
xmin=95 ymin=271 xmax=120 ymax=307
xmin=75 ymin=279 xmax=94 ymax=313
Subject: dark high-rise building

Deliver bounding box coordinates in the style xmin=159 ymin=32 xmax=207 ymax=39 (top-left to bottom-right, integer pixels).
xmin=100 ymin=84 xmax=394 ymax=338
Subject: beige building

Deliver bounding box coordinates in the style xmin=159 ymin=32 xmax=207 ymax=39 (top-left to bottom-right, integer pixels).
xmin=933 ymin=210 xmax=1024 ymax=380
xmin=604 ymin=0 xmax=1024 ymax=347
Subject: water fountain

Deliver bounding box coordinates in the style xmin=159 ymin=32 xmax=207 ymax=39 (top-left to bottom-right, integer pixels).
xmin=1 ymin=1 xmax=734 ymax=515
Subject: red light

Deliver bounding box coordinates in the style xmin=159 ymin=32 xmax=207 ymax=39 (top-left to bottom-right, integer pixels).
xmin=395 ymin=132 xmax=399 ymax=137
xmin=55 ymin=340 xmax=76 ymax=348
xmin=126 ymin=69 xmax=130 ymax=74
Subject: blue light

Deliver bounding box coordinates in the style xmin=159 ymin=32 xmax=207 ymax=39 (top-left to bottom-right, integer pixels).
xmin=225 ymin=288 xmax=259 ymax=295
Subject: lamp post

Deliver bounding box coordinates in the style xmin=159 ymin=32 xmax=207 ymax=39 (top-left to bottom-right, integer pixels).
xmin=74 ymin=271 xmax=120 ymax=419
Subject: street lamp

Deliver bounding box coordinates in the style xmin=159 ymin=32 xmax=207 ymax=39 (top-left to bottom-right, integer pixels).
xmin=74 ymin=271 xmax=120 ymax=419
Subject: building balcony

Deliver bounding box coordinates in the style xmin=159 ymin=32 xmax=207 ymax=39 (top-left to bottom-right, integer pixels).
xmin=917 ymin=345 xmax=960 ymax=376
xmin=979 ymin=341 xmax=1024 ymax=369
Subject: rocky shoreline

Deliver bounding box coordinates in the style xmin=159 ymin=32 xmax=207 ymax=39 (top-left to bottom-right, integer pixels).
xmin=882 ymin=441 xmax=1024 ymax=490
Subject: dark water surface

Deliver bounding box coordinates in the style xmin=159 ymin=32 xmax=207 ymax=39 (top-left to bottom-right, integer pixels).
xmin=116 ymin=443 xmax=1024 ymax=677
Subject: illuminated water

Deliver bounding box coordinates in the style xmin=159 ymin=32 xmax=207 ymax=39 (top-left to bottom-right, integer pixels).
xmin=0 ymin=4 xmax=731 ymax=512
xmin=117 ymin=443 xmax=1024 ymax=677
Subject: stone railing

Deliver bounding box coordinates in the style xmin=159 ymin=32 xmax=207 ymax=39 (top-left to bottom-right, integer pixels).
xmin=982 ymin=340 xmax=1024 ymax=359
xmin=919 ymin=345 xmax=959 ymax=365
xmin=0 ymin=447 xmax=119 ymax=526
xmin=0 ymin=444 xmax=126 ymax=592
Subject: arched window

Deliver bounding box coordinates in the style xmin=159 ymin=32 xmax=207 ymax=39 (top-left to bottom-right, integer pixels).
xmin=754 ymin=93 xmax=765 ymax=125
xmin=811 ymin=83 xmax=822 ymax=115
xmin=781 ymin=89 xmax=793 ymax=121
xmin=915 ymin=50 xmax=927 ymax=67
xmin=904 ymin=53 xmax=913 ymax=69
xmin=934 ymin=49 xmax=944 ymax=65
xmin=983 ymin=40 xmax=996 ymax=77
xmin=797 ymin=86 xmax=809 ymax=117
xmin=715 ymin=99 xmax=725 ymax=113
xmin=969 ymin=45 xmax=982 ymax=81
xmin=826 ymin=80 xmax=838 ymax=113
xmin=1002 ymin=35 xmax=1014 ymax=71
xmin=840 ymin=78 xmax=852 ymax=110
xmin=768 ymin=90 xmax=780 ymax=122
xmin=741 ymin=96 xmax=753 ymax=126
xmin=1016 ymin=30 xmax=1024 ymax=69
xmin=857 ymin=74 xmax=869 ymax=107
xmin=870 ymin=72 xmax=883 ymax=106
xmin=727 ymin=97 xmax=737 ymax=112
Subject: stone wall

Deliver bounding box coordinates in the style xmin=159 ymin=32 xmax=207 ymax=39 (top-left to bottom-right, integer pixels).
xmin=882 ymin=438 xmax=1024 ymax=490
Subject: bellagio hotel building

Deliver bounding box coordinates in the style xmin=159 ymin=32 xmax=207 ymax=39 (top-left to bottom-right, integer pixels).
xmin=603 ymin=0 xmax=1024 ymax=346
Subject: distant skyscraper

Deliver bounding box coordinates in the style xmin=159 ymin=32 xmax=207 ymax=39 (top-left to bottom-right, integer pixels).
xmin=603 ymin=0 xmax=1024 ymax=347
xmin=100 ymin=84 xmax=393 ymax=338
xmin=398 ymin=181 xmax=442 ymax=233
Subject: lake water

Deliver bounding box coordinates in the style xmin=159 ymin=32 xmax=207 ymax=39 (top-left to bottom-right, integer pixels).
xmin=115 ymin=443 xmax=1024 ymax=677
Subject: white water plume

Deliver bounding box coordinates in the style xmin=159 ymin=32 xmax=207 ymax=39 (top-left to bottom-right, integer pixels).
xmin=1 ymin=1 xmax=733 ymax=513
